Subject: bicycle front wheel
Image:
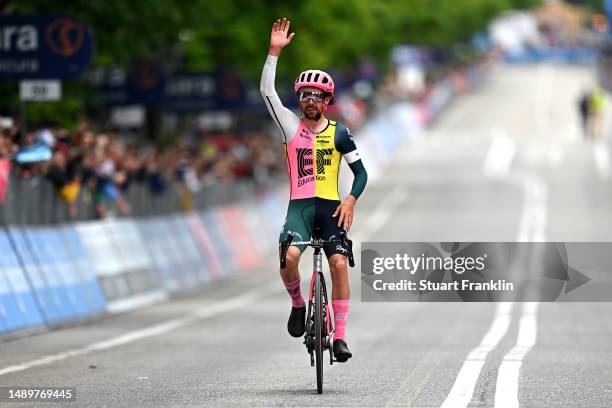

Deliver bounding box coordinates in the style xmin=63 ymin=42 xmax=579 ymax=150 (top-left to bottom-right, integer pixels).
xmin=315 ymin=272 xmax=324 ymax=394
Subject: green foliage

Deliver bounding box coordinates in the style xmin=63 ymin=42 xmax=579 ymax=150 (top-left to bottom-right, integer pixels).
xmin=1 ymin=0 xmax=542 ymax=124
xmin=3 ymin=0 xmax=540 ymax=77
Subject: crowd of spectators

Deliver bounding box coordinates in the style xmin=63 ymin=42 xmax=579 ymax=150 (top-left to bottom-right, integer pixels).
xmin=0 ymin=83 xmax=373 ymax=222
xmin=0 ymin=117 xmax=285 ymax=219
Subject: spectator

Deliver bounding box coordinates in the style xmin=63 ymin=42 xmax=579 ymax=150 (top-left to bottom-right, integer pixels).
xmin=0 ymin=113 xmax=298 ymax=220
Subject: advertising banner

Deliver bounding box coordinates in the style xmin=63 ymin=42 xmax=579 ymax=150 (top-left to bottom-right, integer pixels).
xmin=24 ymin=228 xmax=79 ymax=320
xmin=0 ymin=230 xmax=44 ymax=330
xmin=59 ymin=226 xmax=107 ymax=314
xmin=93 ymin=60 xmax=165 ymax=106
xmin=215 ymin=206 xmax=260 ymax=271
xmin=76 ymin=222 xmax=128 ymax=302
xmin=98 ymin=219 xmax=166 ymax=313
xmin=199 ymin=209 xmax=236 ymax=275
xmin=137 ymin=217 xmax=188 ymax=293
xmin=167 ymin=215 xmax=209 ymax=284
xmin=8 ymin=227 xmax=59 ymax=323
xmin=186 ymin=213 xmax=222 ymax=279
xmin=0 ymin=15 xmax=94 ymax=79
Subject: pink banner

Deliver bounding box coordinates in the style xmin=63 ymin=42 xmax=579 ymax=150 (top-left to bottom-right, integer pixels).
xmin=186 ymin=213 xmax=222 ymax=278
xmin=216 ymin=206 xmax=261 ymax=270
xmin=0 ymin=159 xmax=10 ymax=203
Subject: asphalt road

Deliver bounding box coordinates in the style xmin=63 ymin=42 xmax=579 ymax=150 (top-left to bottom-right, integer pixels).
xmin=1 ymin=63 xmax=612 ymax=407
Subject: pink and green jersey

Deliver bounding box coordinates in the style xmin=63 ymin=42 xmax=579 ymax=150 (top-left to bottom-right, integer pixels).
xmin=260 ymin=55 xmax=363 ymax=201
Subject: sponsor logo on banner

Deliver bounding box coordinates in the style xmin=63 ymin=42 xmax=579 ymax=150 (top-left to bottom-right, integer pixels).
xmin=44 ymin=18 xmax=86 ymax=57
xmin=0 ymin=15 xmax=94 ymax=79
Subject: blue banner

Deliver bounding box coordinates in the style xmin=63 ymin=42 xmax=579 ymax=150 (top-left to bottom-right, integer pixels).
xmin=0 ymin=15 xmax=94 ymax=79
xmin=93 ymin=60 xmax=165 ymax=106
xmin=8 ymin=228 xmax=60 ymax=323
xmin=163 ymin=71 xmax=247 ymax=111
xmin=0 ymin=305 xmax=7 ymax=333
xmin=0 ymin=248 xmax=26 ymax=332
xmin=0 ymin=231 xmax=44 ymax=331
xmin=168 ymin=215 xmax=209 ymax=284
xmin=159 ymin=217 xmax=198 ymax=290
xmin=137 ymin=218 xmax=187 ymax=293
xmin=59 ymin=226 xmax=107 ymax=314
xmin=25 ymin=228 xmax=80 ymax=321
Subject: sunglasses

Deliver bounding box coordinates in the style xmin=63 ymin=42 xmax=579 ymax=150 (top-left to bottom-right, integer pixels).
xmin=298 ymin=91 xmax=327 ymax=103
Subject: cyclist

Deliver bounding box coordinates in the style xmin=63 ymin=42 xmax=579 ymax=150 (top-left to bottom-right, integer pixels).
xmin=260 ymin=18 xmax=367 ymax=363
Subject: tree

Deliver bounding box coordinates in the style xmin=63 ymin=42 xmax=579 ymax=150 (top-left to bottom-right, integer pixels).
xmin=0 ymin=0 xmax=544 ymax=133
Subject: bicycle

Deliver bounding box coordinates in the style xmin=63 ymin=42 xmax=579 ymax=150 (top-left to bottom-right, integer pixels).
xmin=280 ymin=229 xmax=355 ymax=394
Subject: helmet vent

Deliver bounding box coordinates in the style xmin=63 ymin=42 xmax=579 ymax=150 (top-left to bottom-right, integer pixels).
xmin=306 ymin=72 xmax=312 ymax=82
xmin=314 ymin=73 xmax=320 ymax=82
xmin=322 ymin=76 xmax=328 ymax=84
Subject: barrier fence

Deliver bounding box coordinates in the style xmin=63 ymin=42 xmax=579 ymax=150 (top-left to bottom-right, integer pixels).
xmin=0 ymin=170 xmax=282 ymax=226
xmin=0 ymin=62 xmax=488 ymax=338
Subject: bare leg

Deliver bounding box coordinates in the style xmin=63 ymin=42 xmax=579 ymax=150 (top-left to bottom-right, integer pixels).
xmin=329 ymin=254 xmax=349 ymax=300
xmin=280 ymin=245 xmax=302 ymax=284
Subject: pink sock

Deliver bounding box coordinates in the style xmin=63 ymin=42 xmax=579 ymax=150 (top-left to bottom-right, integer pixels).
xmin=332 ymin=299 xmax=350 ymax=341
xmin=284 ymin=279 xmax=305 ymax=308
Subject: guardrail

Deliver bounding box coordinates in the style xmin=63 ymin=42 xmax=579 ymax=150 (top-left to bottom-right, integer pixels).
xmin=0 ymin=172 xmax=281 ymax=226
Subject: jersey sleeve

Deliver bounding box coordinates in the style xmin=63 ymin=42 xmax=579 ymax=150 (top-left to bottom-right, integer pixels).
xmin=260 ymin=55 xmax=299 ymax=143
xmin=334 ymin=123 xmax=361 ymax=163
xmin=335 ymin=123 xmax=368 ymax=199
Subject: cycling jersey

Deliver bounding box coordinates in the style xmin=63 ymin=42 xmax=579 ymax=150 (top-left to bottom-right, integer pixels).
xmin=260 ymin=55 xmax=367 ymax=201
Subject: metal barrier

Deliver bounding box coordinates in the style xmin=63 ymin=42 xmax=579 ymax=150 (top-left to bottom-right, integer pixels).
xmin=0 ymin=169 xmax=284 ymax=226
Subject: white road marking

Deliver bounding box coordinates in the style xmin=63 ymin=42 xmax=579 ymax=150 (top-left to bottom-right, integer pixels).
xmin=442 ymin=137 xmax=547 ymax=407
xmin=440 ymin=303 xmax=514 ymax=408
xmin=516 ymin=175 xmax=547 ymax=242
xmin=523 ymin=146 xmax=564 ymax=169
xmin=0 ymin=182 xmax=410 ymax=378
xmin=483 ymin=131 xmax=515 ymax=179
xmin=593 ymin=142 xmax=610 ymax=180
xmin=0 ymin=281 xmax=279 ymax=377
xmin=494 ymin=302 xmax=539 ymax=408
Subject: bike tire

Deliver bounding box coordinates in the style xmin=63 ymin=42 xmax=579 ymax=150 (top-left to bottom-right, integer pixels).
xmin=315 ymin=273 xmax=324 ymax=394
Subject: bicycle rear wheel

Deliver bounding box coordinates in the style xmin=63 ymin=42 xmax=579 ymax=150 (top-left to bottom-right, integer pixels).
xmin=315 ymin=272 xmax=324 ymax=394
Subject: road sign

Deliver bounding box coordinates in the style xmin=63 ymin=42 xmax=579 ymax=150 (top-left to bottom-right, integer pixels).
xmin=19 ymin=80 xmax=61 ymax=101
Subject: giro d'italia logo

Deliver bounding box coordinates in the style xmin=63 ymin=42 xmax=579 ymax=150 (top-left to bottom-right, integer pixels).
xmin=45 ymin=18 xmax=86 ymax=57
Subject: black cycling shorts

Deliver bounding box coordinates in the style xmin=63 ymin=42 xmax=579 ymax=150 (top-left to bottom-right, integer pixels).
xmin=279 ymin=197 xmax=349 ymax=259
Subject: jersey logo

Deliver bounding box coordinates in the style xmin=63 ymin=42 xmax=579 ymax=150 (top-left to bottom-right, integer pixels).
xmin=299 ymin=128 xmax=312 ymax=141
xmin=316 ymin=149 xmax=333 ymax=174
xmin=297 ymin=148 xmax=313 ymax=178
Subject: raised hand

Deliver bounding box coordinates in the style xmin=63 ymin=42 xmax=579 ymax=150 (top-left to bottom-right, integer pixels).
xmin=269 ymin=18 xmax=295 ymax=56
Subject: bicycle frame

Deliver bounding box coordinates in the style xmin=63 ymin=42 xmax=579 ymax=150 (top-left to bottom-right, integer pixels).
xmin=279 ymin=231 xmax=355 ymax=394
xmin=308 ymin=246 xmax=333 ymax=350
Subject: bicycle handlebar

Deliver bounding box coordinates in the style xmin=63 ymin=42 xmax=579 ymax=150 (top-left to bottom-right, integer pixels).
xmin=279 ymin=231 xmax=355 ymax=269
